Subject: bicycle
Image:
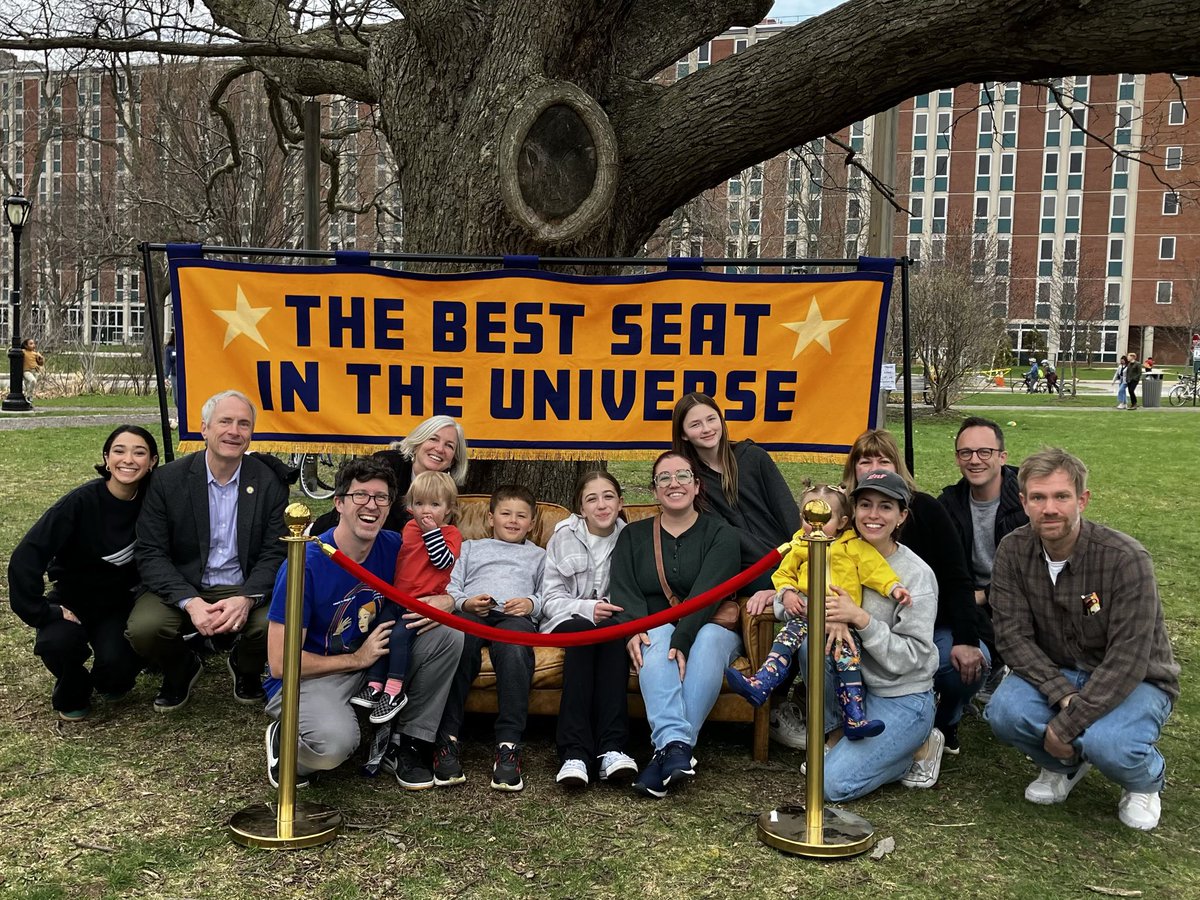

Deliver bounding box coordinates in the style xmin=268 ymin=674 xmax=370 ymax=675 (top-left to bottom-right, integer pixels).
xmin=281 ymin=452 xmax=355 ymax=500
xmin=1169 ymin=373 xmax=1198 ymax=406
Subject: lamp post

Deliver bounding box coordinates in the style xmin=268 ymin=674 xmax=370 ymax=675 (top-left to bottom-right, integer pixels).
xmin=3 ymin=192 xmax=33 ymax=412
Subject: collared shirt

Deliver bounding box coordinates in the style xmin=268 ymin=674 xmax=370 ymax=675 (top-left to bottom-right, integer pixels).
xmin=202 ymin=456 xmax=244 ymax=588
xmin=991 ymin=519 xmax=1179 ymax=742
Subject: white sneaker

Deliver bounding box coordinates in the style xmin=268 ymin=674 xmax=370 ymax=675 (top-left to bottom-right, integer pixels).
xmin=799 ymin=744 xmax=830 ymax=775
xmin=770 ymin=700 xmax=808 ymax=750
xmin=901 ymin=727 xmax=945 ymax=789
xmin=1024 ymin=762 xmax=1091 ymax=804
xmin=597 ymin=750 xmax=638 ymax=782
xmin=1118 ymin=790 xmax=1161 ymax=830
xmin=555 ymin=758 xmax=589 ymax=788
xmin=1117 ymin=403 xmax=1126 ymax=410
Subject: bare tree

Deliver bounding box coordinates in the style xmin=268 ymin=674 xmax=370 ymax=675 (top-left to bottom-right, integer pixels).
xmin=908 ymin=222 xmax=1011 ymax=412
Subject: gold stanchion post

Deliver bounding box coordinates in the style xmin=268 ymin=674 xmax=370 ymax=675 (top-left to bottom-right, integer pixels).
xmin=757 ymin=498 xmax=876 ymax=858
xmin=228 ymin=502 xmax=344 ymax=849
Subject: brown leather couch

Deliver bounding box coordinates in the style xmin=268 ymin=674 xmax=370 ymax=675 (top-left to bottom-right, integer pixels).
xmin=455 ymin=494 xmax=775 ymax=761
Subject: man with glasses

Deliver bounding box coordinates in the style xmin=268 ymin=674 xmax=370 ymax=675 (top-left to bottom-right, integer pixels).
xmin=263 ymin=457 xmax=464 ymax=789
xmin=937 ymin=418 xmax=1028 ymax=733
xmin=131 ymin=390 xmax=288 ymax=711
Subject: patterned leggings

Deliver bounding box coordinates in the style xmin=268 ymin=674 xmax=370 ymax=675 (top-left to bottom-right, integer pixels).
xmin=774 ymin=617 xmax=861 ymax=674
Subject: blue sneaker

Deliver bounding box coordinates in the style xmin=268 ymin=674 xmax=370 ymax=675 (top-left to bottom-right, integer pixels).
xmin=660 ymin=741 xmax=696 ymax=786
xmin=633 ymin=751 xmax=668 ymax=799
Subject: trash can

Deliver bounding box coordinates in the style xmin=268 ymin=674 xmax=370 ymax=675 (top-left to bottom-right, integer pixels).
xmin=1143 ymin=371 xmax=1164 ymax=408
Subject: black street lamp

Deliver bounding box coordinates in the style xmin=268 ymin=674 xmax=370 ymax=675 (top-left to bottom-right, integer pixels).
xmin=3 ymin=192 xmax=33 ymax=412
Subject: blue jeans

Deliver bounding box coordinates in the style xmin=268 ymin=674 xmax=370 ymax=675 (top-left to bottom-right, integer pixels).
xmin=638 ymin=623 xmax=742 ymax=749
xmin=933 ymin=627 xmax=991 ymax=729
xmin=1117 ymin=382 xmax=1127 ymax=405
xmin=796 ymin=638 xmax=935 ymax=802
xmin=984 ymin=669 xmax=1172 ymax=793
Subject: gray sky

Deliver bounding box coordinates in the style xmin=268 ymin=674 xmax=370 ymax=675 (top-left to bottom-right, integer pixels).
xmin=769 ymin=0 xmax=845 ymax=18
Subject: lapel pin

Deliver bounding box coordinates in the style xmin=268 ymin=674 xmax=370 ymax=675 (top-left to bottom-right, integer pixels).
xmin=247 ymin=486 xmax=255 ymax=494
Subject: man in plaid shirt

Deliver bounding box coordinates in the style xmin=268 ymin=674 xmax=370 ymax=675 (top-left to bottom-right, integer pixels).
xmin=984 ymin=448 xmax=1179 ymax=831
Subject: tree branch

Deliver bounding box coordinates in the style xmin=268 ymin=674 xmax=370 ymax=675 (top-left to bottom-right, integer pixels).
xmin=610 ymin=0 xmax=1200 ymax=248
xmin=0 ymin=34 xmax=367 ymax=65
xmin=614 ymin=0 xmax=772 ymax=80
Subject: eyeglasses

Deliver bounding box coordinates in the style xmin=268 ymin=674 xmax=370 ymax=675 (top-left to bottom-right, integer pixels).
xmin=341 ymin=490 xmax=393 ymax=507
xmin=956 ymin=447 xmax=1000 ymax=461
xmin=653 ymin=469 xmax=695 ymax=488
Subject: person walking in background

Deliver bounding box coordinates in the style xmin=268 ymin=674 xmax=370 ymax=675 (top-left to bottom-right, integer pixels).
xmin=1124 ymin=352 xmax=1143 ymax=410
xmin=164 ymin=333 xmax=178 ymax=404
xmin=22 ymin=337 xmax=45 ymax=398
xmin=1113 ymin=355 xmax=1128 ymax=409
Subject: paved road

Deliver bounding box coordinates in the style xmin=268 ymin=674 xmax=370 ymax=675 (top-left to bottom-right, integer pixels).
xmin=0 ymin=409 xmax=159 ymax=431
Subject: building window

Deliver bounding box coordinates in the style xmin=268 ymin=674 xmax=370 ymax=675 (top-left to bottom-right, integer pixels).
xmin=1036 ymin=281 xmax=1052 ymax=319
xmin=1041 ymin=194 xmax=1056 ymax=233
xmin=1043 ymin=150 xmax=1059 ymax=189
xmin=1002 ymin=109 xmax=1018 ymax=147
xmin=975 ymin=195 xmax=989 ymax=233
xmin=978 ymin=109 xmax=993 ymax=148
xmin=1156 ymin=281 xmax=1173 ymax=304
xmin=1108 ymin=237 xmax=1124 ymax=277
xmin=909 ymin=196 xmax=924 ymax=233
xmin=1118 ymin=73 xmax=1136 ymax=100
xmin=1105 ymin=282 xmax=1122 ymax=320
xmin=697 ymin=42 xmax=710 ymax=68
xmin=913 ymin=112 xmax=928 ymax=151
xmin=1000 ymin=152 xmax=1016 ymax=191
xmin=936 ymin=111 xmax=951 ymax=150
xmin=1063 ymin=238 xmax=1078 ymax=277
xmin=1116 ymin=105 xmax=1133 ymax=144
xmin=1160 ymin=236 xmax=1176 ymax=260
xmin=1110 ymin=193 xmax=1126 ymax=232
xmin=1068 ymin=150 xmax=1085 ymax=189
xmin=937 ymin=88 xmax=954 ymax=107
xmin=1039 ymin=239 xmax=1055 ymax=277
xmin=1065 ymin=194 xmax=1082 ymax=233
xmin=976 ymin=153 xmax=991 ymax=190
xmin=1045 ymin=108 xmax=1061 ymax=147
xmin=997 ymin=194 xmax=1013 ymax=234
xmin=932 ymin=196 xmax=947 ymax=234
xmin=1113 ymin=154 xmax=1130 ymax=189
xmin=1163 ymin=191 xmax=1180 ymax=215
xmin=1169 ymin=101 xmax=1186 ymax=126
xmin=934 ymin=154 xmax=949 ymax=192
xmin=1165 ymin=146 xmax=1183 ymax=170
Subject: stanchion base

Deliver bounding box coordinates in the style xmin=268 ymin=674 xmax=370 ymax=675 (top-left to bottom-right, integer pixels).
xmin=757 ymin=804 xmax=875 ymax=858
xmin=228 ymin=801 xmax=344 ymax=850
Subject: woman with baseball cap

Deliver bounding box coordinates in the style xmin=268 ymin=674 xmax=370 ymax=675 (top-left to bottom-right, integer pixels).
xmin=793 ymin=467 xmax=939 ymax=801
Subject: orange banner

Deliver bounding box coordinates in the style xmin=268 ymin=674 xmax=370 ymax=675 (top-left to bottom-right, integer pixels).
xmin=169 ymin=258 xmax=892 ymax=461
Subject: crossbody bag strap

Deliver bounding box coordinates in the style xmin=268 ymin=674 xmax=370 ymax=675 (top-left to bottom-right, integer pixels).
xmin=652 ymin=515 xmax=681 ymax=606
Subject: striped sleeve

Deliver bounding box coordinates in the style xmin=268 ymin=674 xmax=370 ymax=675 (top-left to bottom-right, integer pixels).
xmin=422 ymin=527 xmax=457 ymax=570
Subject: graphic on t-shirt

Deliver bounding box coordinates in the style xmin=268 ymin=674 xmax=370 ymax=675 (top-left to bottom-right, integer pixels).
xmin=326 ymin=583 xmax=382 ymax=653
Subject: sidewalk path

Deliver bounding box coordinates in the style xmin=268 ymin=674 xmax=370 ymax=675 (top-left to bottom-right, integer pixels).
xmin=0 ymin=410 xmax=159 ymax=432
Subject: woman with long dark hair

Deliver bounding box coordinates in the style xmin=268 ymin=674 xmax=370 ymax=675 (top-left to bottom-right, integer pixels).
xmin=8 ymin=425 xmax=159 ymax=720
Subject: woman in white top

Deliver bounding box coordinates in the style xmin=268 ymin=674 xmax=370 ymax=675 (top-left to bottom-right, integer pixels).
xmin=541 ymin=470 xmax=637 ymax=788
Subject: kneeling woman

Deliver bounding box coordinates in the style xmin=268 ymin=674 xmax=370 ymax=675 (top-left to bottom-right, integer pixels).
xmin=7 ymin=425 xmax=158 ymax=720
xmin=799 ymin=469 xmax=938 ymax=801
xmin=610 ymin=451 xmax=741 ymax=798
xmin=541 ymin=470 xmax=638 ymax=788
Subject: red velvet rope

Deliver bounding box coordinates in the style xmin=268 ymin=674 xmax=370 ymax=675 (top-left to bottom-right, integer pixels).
xmin=320 ymin=542 xmax=784 ymax=648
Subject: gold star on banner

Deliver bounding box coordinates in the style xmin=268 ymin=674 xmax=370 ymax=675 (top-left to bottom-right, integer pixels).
xmin=212 ymin=285 xmax=271 ymax=350
xmin=782 ymin=298 xmax=849 ymax=358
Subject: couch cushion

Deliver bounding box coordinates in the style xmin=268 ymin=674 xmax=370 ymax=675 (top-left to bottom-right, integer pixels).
xmin=472 ymin=646 xmax=752 ymax=693
xmin=456 ymin=494 xmax=570 ymax=547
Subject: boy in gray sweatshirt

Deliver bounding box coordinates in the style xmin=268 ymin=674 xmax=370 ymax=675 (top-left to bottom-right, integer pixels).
xmin=433 ymin=485 xmax=546 ymax=792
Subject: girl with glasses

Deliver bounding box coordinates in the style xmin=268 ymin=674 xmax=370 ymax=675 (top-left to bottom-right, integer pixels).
xmin=609 ymin=451 xmax=741 ymax=798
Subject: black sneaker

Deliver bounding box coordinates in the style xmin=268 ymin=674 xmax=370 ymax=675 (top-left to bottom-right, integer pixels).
xmin=264 ymin=720 xmax=310 ymax=789
xmin=660 ymin=741 xmax=696 ymax=786
xmin=491 ymin=743 xmax=524 ymax=792
xmin=153 ymin=652 xmax=203 ymax=712
xmin=351 ymin=684 xmax=383 ymax=709
xmin=433 ymin=739 xmax=466 ymax=787
xmin=632 ymin=750 xmax=668 ymax=799
xmin=227 ymin=654 xmax=265 ymax=705
xmin=368 ymin=691 xmax=409 ymax=725
xmin=391 ymin=741 xmax=435 ymax=791
xmin=943 ymin=723 xmax=961 ymax=756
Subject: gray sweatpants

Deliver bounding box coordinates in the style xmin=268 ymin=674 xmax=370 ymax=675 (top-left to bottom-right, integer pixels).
xmin=266 ymin=623 xmax=465 ymax=776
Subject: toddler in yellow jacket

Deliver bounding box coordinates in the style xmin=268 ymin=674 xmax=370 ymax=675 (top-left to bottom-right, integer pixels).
xmin=726 ymin=484 xmax=910 ymax=739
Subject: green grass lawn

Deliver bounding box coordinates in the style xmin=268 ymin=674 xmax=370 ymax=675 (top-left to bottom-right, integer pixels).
xmin=0 ymin=409 xmax=1197 ymax=899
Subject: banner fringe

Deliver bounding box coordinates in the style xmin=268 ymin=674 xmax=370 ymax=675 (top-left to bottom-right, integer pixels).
xmin=176 ymin=443 xmax=847 ymax=465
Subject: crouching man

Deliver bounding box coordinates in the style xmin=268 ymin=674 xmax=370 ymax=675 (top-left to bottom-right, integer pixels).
xmin=984 ymin=448 xmax=1179 ymax=831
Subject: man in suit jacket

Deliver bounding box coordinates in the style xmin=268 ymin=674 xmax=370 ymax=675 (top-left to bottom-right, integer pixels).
xmin=128 ymin=390 xmax=287 ymax=711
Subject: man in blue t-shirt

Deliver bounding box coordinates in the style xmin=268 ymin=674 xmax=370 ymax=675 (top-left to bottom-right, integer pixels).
xmin=263 ymin=457 xmax=463 ymax=790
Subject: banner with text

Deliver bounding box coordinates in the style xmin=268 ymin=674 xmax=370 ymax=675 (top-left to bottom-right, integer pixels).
xmin=169 ymin=256 xmax=892 ymax=460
